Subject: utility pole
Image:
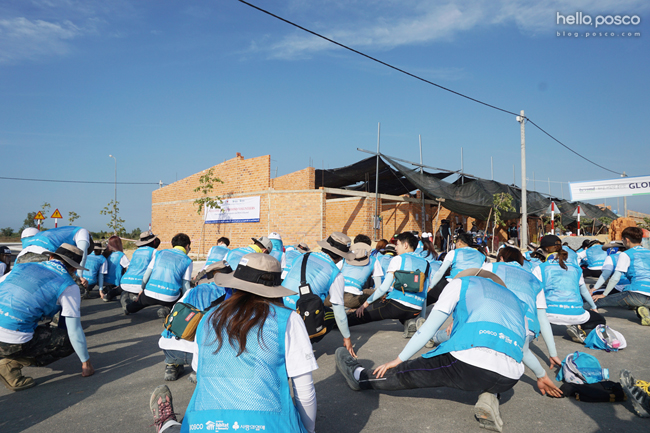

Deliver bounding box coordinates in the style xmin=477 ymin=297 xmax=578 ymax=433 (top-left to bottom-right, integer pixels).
xmin=622 ymin=172 xmax=628 ymax=217
xmin=461 ymin=147 xmax=464 ymax=185
xmin=375 ymin=123 xmax=380 ymax=240
xmin=419 ymin=135 xmax=426 ymax=233
xmin=491 ymin=157 xmax=493 ymax=180
xmin=109 ymin=154 xmax=117 ymax=234
xmin=517 ymin=111 xmax=528 ymax=248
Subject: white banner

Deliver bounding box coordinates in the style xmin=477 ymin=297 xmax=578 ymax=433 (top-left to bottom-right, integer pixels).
xmin=205 ymin=196 xmax=260 ymax=224
xmin=569 ymin=175 xmax=650 ymax=201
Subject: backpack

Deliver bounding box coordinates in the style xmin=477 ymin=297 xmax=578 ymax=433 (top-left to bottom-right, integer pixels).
xmin=584 ymin=324 xmax=627 ymax=352
xmin=163 ymin=295 xmax=226 ymax=341
xmin=393 ymin=262 xmax=430 ymax=293
xmin=295 ymin=253 xmax=328 ymax=343
xmin=556 ymin=351 xmax=609 ymax=385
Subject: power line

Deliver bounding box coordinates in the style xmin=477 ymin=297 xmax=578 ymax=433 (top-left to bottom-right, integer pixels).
xmin=237 ymin=0 xmax=622 ymax=176
xmin=0 ymin=176 xmax=164 ymax=186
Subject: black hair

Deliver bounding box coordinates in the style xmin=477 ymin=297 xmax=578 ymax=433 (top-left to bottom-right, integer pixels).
xmin=457 ymin=233 xmax=474 ymax=247
xmin=217 ymin=237 xmax=230 ymax=247
xmin=172 ymin=233 xmax=191 ymax=248
xmin=622 ymin=227 xmax=643 ymax=244
xmin=322 ymin=248 xmax=342 ymax=262
xmin=395 ymin=232 xmax=418 ymax=250
xmin=353 ymin=234 xmax=372 ymax=246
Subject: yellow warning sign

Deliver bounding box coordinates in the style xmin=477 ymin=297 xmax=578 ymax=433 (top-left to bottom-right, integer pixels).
xmin=34 ymin=211 xmax=45 ymax=220
xmin=51 ymin=209 xmax=63 ymax=219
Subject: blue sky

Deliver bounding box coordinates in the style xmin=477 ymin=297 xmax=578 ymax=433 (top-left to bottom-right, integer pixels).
xmin=1 ymin=0 xmax=648 ymax=233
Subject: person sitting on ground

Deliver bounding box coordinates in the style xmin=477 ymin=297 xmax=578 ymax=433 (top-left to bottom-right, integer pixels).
xmin=282 ymin=232 xmax=357 ymax=357
xmin=268 ymin=232 xmax=284 ymax=263
xmin=371 ymin=239 xmax=388 ymax=257
xmin=101 ymin=235 xmax=130 ymax=302
xmin=348 ymin=232 xmax=430 ymax=339
xmin=201 ymin=236 xmax=230 ymax=270
xmin=281 ymin=242 xmax=310 ymax=279
xmin=373 ymin=243 xmax=397 ymax=286
xmin=82 ymin=245 xmax=107 ymax=295
xmin=225 ymin=236 xmax=273 ymax=270
xmin=532 ymin=235 xmax=605 ymax=344
xmin=0 ymin=245 xmax=12 ymax=276
xmin=593 ymin=227 xmax=650 ymax=326
xmin=577 ymin=240 xmax=606 ymax=278
xmin=335 ymin=269 xmax=561 ymax=433
xmin=16 ymin=226 xmax=92 ymax=291
xmin=590 ymin=241 xmax=630 ymax=296
xmin=124 ymin=233 xmax=193 ymax=320
xmin=0 ymin=244 xmax=94 ymax=391
xmin=333 ymin=242 xmax=376 ymax=310
xmin=148 ymin=253 xmax=318 ymax=433
xmin=159 ymin=261 xmax=232 ymax=383
xmin=120 ymin=231 xmax=161 ymax=309
xmin=428 ymin=232 xmax=486 ymax=289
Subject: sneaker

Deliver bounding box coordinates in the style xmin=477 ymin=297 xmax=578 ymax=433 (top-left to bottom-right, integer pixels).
xmin=415 ymin=317 xmax=426 ymax=331
xmin=637 ymin=306 xmax=650 ymax=326
xmin=120 ymin=292 xmax=132 ymax=316
xmin=164 ymin=364 xmax=184 ymax=381
xmin=101 ymin=287 xmax=114 ymax=302
xmin=474 ymin=392 xmax=504 ymax=432
xmin=425 ymin=338 xmax=436 ymax=348
xmin=620 ymin=370 xmax=650 ymax=418
xmin=335 ymin=347 xmax=361 ymax=391
xmin=157 ymin=307 xmax=171 ymax=322
xmin=150 ymin=385 xmax=179 ymax=433
xmin=403 ymin=318 xmax=418 ymax=339
xmin=566 ymin=325 xmax=586 ymax=344
xmin=188 ymin=371 xmax=197 ymax=384
xmin=0 ymin=359 xmax=35 ymax=392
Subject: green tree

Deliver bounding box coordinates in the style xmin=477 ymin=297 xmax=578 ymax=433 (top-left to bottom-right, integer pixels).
xmin=68 ymin=211 xmax=80 ymax=225
xmin=193 ymin=168 xmax=224 ymax=215
xmin=639 ymin=217 xmax=650 ymax=230
xmin=40 ymin=202 xmax=51 ymax=229
xmin=1 ymin=227 xmax=14 ymax=237
xmin=491 ymin=193 xmax=515 ymax=250
xmin=20 ymin=211 xmax=38 ymax=231
xmin=100 ymin=200 xmax=126 ymax=235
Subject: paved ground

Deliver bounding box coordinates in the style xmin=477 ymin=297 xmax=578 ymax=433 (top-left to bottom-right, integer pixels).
xmin=1 ymin=279 xmax=649 ymax=433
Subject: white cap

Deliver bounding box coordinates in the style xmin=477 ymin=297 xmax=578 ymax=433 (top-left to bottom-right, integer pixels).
xmin=21 ymin=227 xmax=39 ymax=239
xmin=268 ymin=232 xmax=282 ymax=241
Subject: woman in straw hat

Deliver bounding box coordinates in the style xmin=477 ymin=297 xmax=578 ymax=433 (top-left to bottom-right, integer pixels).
xmin=148 ymin=253 xmax=318 ymax=433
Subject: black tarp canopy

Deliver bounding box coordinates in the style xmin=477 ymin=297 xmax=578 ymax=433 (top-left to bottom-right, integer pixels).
xmin=315 ymin=155 xmax=618 ymax=225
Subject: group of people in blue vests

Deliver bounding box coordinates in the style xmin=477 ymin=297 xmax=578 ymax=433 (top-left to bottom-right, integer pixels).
xmin=1 ymin=224 xmax=649 ymax=432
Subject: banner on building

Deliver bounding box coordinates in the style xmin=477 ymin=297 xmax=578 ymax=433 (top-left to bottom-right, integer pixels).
xmin=205 ymin=196 xmax=260 ymax=224
xmin=569 ymin=175 xmax=650 ymax=201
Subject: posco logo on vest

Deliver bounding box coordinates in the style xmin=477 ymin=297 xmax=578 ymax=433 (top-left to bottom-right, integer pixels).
xmin=479 ymin=329 xmax=498 ymax=337
xmin=557 ymin=12 xmax=641 ymax=28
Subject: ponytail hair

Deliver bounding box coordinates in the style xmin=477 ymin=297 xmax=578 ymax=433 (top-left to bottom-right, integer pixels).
xmin=421 ymin=237 xmax=436 ymax=259
xmin=556 ymin=249 xmax=569 ymax=270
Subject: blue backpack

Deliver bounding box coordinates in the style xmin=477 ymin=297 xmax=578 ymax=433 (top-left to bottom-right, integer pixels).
xmin=584 ymin=324 xmax=626 ymax=352
xmin=556 ymin=351 xmax=609 ymax=384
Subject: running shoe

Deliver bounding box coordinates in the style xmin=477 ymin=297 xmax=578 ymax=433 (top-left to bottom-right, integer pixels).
xmin=475 ymin=392 xmax=504 ymax=432
xmin=620 ymin=370 xmax=650 ymax=418
xmin=566 ymin=325 xmax=586 ymax=344
xmin=335 ymin=347 xmax=362 ymax=391
xmin=636 ymin=306 xmax=650 ymax=326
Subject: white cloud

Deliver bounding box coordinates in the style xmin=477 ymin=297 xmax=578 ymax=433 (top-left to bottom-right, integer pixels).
xmin=257 ymin=0 xmax=650 ymax=59
xmin=0 ymin=17 xmax=83 ymax=63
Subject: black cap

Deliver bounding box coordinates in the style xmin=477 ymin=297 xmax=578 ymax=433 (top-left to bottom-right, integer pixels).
xmin=540 ymin=235 xmax=561 ymax=248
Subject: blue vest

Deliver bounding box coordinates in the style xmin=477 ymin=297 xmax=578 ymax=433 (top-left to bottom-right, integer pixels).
xmin=538 ymin=260 xmax=585 ymax=316
xmin=622 ymin=246 xmax=650 ymax=295
xmin=378 ymin=254 xmax=396 ymax=282
xmin=226 ymin=246 xmax=256 ymax=270
xmin=523 ymin=257 xmax=542 ymax=272
xmin=585 ymin=245 xmax=607 ymax=268
xmin=145 ymin=249 xmax=192 ymax=299
xmin=450 ymin=247 xmax=486 ymax=278
xmin=282 ymin=252 xmax=340 ymax=309
xmin=21 ymin=226 xmax=82 ymax=251
xmin=105 ymin=251 xmax=126 ymax=286
xmin=282 ymin=248 xmax=303 ymax=273
xmin=562 ymin=246 xmax=580 ymax=267
xmin=341 ymin=256 xmax=376 ymax=295
xmin=205 ymin=245 xmax=229 ymax=267
xmin=386 ymin=252 xmax=430 ymax=308
xmin=269 ymin=239 xmax=284 ymax=263
xmin=427 ymin=260 xmax=443 ymax=283
xmin=490 ymin=262 xmax=542 ymax=337
xmin=121 ymin=247 xmax=156 ymax=289
xmin=426 ymin=276 xmax=526 ymax=362
xmin=414 ymin=241 xmax=424 ymax=254
xmin=609 ymin=253 xmax=631 ymax=286
xmin=0 ymin=261 xmax=75 ymax=333
xmin=160 ymin=282 xmax=227 ymax=340
xmin=82 ymin=254 xmax=106 ymax=286
xmin=182 ymin=305 xmax=308 ymax=433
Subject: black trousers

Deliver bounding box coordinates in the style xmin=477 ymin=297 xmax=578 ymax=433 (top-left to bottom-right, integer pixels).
xmin=0 ymin=325 xmax=74 ymax=366
xmin=126 ymin=291 xmax=177 ymax=314
xmin=346 ymin=299 xmax=420 ymax=327
xmin=359 ymin=353 xmax=518 ymax=394
xmin=581 ymin=310 xmax=607 ymax=333
xmin=582 ymin=268 xmax=602 ymax=279
xmin=427 ymin=279 xmax=449 ymax=306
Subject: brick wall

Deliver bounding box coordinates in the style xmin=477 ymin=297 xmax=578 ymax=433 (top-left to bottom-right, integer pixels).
xmin=326 ymin=197 xmax=374 ymax=239
xmin=271 ymin=167 xmax=315 ymax=190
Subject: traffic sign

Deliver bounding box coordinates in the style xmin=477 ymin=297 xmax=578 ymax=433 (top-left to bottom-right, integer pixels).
xmin=51 ymin=209 xmax=62 ymax=219
xmin=546 ymin=201 xmax=558 ymax=214
xmin=572 ymin=206 xmax=582 ymax=217
xmin=34 ymin=211 xmax=45 ymax=220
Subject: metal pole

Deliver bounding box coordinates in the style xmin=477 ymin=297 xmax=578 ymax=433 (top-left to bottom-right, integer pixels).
xmin=548 ymin=178 xmax=551 ymax=196
xmin=622 ymin=172 xmax=628 ymax=217
xmin=491 ymin=157 xmax=493 ymax=180
xmin=533 ymin=171 xmax=536 ymax=192
xmin=517 ymin=110 xmax=528 ymax=248
xmin=461 ymin=147 xmax=464 ymax=185
xmin=109 ymin=154 xmax=117 ymax=234
xmin=375 ymin=123 xmax=380 ymax=240
xmin=513 ymin=165 xmax=515 ymax=186
xmin=419 ymin=135 xmax=426 ymax=233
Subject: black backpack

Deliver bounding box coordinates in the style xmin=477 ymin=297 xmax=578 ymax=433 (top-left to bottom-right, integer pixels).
xmin=295 ymin=253 xmax=328 ymax=343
